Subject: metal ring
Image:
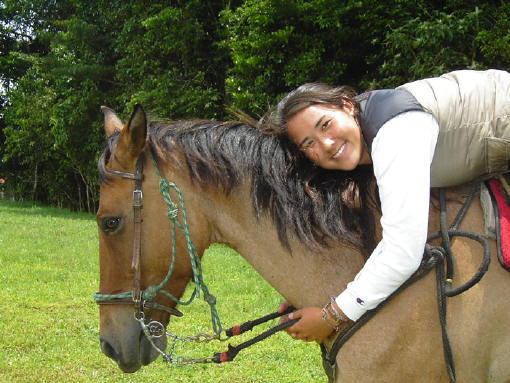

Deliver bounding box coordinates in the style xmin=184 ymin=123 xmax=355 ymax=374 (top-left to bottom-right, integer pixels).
xmin=147 ymin=320 xmax=166 ymax=338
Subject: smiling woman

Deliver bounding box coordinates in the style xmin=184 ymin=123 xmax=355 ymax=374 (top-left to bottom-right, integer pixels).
xmin=259 ymin=70 xmax=510 ymax=359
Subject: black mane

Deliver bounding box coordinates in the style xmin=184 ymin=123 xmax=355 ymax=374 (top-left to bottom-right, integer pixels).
xmin=99 ymin=120 xmax=376 ymax=256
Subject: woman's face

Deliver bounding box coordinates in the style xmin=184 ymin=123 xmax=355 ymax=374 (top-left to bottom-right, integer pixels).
xmin=286 ymin=103 xmax=371 ymax=171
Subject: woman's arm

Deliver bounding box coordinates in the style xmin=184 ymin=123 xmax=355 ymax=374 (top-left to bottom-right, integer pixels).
xmin=278 ymin=111 xmax=439 ymax=342
xmin=336 ymin=110 xmax=439 ymax=320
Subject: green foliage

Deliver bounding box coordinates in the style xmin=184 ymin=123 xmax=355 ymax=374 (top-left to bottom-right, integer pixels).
xmin=114 ymin=1 xmax=231 ymax=119
xmin=476 ymin=3 xmax=510 ymax=69
xmin=222 ymin=0 xmax=510 ymax=111
xmin=1 ymin=0 xmax=119 ymax=210
xmin=0 ymin=0 xmax=509 ymax=209
xmin=2 ymin=67 xmax=56 ymax=201
xmin=372 ymin=6 xmax=485 ymax=87
xmin=221 ymin=0 xmax=370 ymax=114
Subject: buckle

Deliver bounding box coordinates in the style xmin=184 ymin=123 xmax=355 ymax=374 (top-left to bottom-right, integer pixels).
xmin=133 ymin=190 xmax=143 ymax=204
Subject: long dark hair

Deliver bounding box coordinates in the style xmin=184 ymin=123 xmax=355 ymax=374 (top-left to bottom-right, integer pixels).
xmin=99 ymin=116 xmax=377 ymax=257
xmin=258 ymin=83 xmax=377 ymax=256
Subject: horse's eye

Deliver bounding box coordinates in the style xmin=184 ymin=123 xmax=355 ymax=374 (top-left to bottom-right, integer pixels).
xmin=101 ymin=217 xmax=122 ymax=233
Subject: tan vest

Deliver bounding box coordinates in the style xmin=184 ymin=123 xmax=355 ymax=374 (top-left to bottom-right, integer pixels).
xmin=397 ymin=69 xmax=510 ymax=187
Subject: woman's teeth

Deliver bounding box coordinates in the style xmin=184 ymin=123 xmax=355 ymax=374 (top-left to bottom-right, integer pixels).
xmin=332 ymin=143 xmax=345 ymax=159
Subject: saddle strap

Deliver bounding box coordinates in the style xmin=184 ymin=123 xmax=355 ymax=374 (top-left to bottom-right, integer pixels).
xmin=321 ymin=183 xmax=491 ymax=383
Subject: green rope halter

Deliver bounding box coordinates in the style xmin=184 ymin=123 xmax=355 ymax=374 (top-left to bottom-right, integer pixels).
xmin=94 ymin=148 xmax=223 ymax=335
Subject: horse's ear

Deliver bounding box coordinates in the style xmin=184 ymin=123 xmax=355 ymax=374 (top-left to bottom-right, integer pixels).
xmin=123 ymin=103 xmax=147 ymax=153
xmin=114 ymin=103 xmax=147 ymax=167
xmin=101 ymin=106 xmax=124 ymax=137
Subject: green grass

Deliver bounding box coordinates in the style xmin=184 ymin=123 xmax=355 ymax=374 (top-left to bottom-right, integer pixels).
xmin=0 ymin=200 xmax=324 ymax=382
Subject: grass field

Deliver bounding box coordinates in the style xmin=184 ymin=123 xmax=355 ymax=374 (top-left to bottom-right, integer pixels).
xmin=0 ymin=200 xmax=324 ymax=382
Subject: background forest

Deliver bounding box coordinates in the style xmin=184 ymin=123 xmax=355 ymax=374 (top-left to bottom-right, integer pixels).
xmin=1 ymin=0 xmax=509 ymax=211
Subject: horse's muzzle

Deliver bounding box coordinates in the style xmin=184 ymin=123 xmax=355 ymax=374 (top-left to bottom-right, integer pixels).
xmin=100 ymin=326 xmax=167 ymax=373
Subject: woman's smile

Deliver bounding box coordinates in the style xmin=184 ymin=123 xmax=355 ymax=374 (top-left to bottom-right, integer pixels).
xmin=331 ymin=142 xmax=346 ymax=159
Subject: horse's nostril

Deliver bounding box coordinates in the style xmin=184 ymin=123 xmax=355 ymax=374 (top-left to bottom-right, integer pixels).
xmin=100 ymin=337 xmax=119 ymax=361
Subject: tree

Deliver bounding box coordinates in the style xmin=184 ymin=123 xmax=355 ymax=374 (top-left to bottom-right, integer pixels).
xmin=1 ymin=0 xmax=508 ymax=209
xmin=1 ymin=0 xmax=117 ymax=210
xmin=2 ymin=68 xmax=56 ymax=202
xmin=114 ymin=1 xmax=239 ymax=120
xmin=368 ymin=2 xmax=509 ymax=87
xmin=220 ymin=0 xmax=429 ymax=114
xmin=222 ymin=0 xmax=510 ymax=112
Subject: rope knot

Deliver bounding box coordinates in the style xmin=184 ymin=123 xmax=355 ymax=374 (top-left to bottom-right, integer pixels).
xmin=204 ymin=293 xmax=217 ymax=306
xmin=168 ymin=207 xmax=179 ymax=220
xmin=143 ymin=285 xmax=159 ymax=301
xmin=423 ymin=244 xmax=445 ymax=269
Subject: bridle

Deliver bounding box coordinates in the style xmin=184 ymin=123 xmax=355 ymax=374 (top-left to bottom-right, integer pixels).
xmin=93 ymin=145 xmax=297 ymax=365
xmin=94 ymin=144 xmax=234 ymax=364
xmin=94 ymin=151 xmax=184 ymax=320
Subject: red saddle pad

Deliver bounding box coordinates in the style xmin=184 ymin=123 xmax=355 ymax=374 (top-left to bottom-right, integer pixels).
xmin=488 ymin=179 xmax=510 ymax=270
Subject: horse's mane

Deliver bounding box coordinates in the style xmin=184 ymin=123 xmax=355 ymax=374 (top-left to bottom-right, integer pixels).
xmin=99 ymin=120 xmax=377 ymax=256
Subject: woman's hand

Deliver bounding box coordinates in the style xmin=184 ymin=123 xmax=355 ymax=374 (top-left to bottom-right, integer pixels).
xmin=277 ymin=301 xmax=335 ymax=344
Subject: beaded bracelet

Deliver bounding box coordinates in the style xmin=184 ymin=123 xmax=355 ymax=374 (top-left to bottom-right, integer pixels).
xmin=321 ymin=306 xmax=343 ymax=331
xmin=327 ymin=296 xmax=349 ymax=323
xmin=321 ymin=297 xmax=349 ymax=332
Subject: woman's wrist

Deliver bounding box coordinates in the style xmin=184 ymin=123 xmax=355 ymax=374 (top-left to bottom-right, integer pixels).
xmin=321 ymin=297 xmax=351 ymax=331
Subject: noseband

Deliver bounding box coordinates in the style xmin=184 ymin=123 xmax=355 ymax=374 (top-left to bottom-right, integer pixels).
xmin=94 ymin=152 xmax=183 ymax=319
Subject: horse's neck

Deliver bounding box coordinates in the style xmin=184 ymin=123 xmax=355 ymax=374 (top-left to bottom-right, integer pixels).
xmin=204 ymin=184 xmax=367 ymax=308
xmin=158 ymin=150 xmax=369 ymax=307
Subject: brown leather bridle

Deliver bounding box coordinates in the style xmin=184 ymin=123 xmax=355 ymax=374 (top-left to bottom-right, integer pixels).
xmin=95 ymin=152 xmax=183 ymax=319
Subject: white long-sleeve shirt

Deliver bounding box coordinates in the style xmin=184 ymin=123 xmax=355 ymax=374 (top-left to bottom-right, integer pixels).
xmin=336 ymin=110 xmax=439 ymax=321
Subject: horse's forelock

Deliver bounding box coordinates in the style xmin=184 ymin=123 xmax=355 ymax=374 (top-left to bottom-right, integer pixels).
xmin=98 ymin=131 xmax=121 ymax=185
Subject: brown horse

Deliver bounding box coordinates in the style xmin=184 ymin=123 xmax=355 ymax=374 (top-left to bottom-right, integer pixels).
xmin=95 ymin=104 xmax=510 ymax=382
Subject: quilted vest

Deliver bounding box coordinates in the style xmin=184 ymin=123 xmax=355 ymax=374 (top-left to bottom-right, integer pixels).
xmin=398 ymin=69 xmax=510 ymax=187
xmin=360 ymin=69 xmax=510 ymax=187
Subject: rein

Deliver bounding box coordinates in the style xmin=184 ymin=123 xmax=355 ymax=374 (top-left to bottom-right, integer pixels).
xmin=321 ymin=183 xmax=491 ymax=383
xmin=94 ymin=147 xmax=297 ymax=364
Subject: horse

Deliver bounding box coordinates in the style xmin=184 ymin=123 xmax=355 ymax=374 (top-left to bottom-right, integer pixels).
xmin=95 ymin=104 xmax=510 ymax=382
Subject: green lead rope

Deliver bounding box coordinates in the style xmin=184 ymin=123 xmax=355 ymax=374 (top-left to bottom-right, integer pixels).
xmin=94 ymin=148 xmax=223 ymax=335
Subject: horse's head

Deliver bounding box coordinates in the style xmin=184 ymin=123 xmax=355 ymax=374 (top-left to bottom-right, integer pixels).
xmin=95 ymin=105 xmax=197 ymax=372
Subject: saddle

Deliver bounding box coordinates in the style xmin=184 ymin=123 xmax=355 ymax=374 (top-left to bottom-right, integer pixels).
xmin=482 ymin=174 xmax=510 ymax=271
